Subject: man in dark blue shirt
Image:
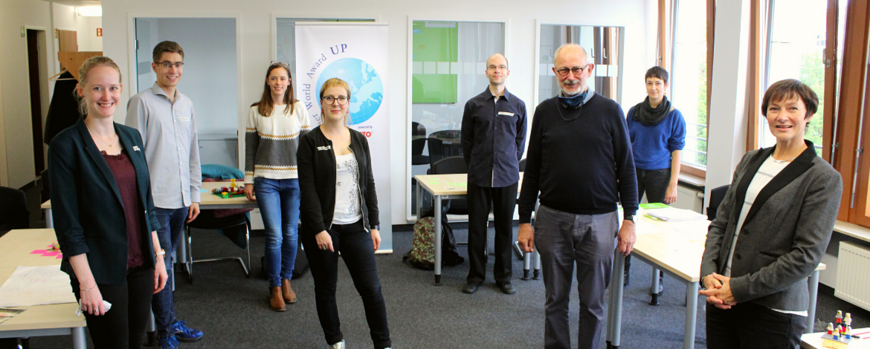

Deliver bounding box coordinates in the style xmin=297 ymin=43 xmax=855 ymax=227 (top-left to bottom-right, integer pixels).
xmin=460 ymin=53 xmax=527 ymax=295
xmin=517 ymin=44 xmax=638 ymax=349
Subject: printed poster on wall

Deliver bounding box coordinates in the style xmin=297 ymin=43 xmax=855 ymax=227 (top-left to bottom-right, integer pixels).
xmin=295 ymin=22 xmax=393 ymax=253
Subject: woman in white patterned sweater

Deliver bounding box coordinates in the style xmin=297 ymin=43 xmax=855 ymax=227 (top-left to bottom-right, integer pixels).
xmin=244 ymin=62 xmax=311 ymax=311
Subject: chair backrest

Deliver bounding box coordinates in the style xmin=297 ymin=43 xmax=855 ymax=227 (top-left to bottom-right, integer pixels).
xmin=412 ymin=137 xmax=426 ymax=156
xmin=706 ymin=184 xmax=730 ymax=221
xmin=412 ymin=121 xmax=427 ymax=137
xmin=431 ymin=156 xmax=467 ymax=175
xmin=0 ymin=186 xmax=29 ymax=233
xmin=518 ymin=158 xmax=527 ymax=171
xmin=427 ymin=137 xmax=445 ymax=171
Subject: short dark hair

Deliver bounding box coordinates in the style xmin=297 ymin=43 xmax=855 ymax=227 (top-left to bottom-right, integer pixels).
xmin=761 ymin=79 xmax=818 ymax=118
xmin=645 ymin=66 xmax=669 ymax=84
xmin=152 ymin=41 xmax=184 ymax=63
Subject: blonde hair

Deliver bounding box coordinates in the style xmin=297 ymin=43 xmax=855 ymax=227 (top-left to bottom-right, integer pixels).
xmin=319 ymin=78 xmax=351 ymax=124
xmin=76 ymin=56 xmax=122 ymax=116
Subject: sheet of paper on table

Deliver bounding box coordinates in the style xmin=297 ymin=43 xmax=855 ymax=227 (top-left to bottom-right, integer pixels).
xmin=0 ymin=308 xmax=25 ymax=325
xmin=646 ymin=207 xmax=707 ymax=222
xmin=0 ymin=265 xmax=76 ymax=307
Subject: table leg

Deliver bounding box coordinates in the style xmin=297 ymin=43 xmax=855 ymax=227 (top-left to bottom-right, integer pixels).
xmin=522 ymin=251 xmax=532 ymax=280
xmin=416 ymin=180 xmax=422 ymax=220
xmin=72 ymin=326 xmax=86 ymax=349
xmin=807 ymin=270 xmax=820 ymax=333
xmin=650 ymin=268 xmax=662 ymax=305
xmin=684 ymin=281 xmax=699 ymax=349
xmin=45 ymin=208 xmax=53 ymax=228
xmin=433 ymin=195 xmax=442 ymax=286
xmin=607 ymin=249 xmax=625 ymax=348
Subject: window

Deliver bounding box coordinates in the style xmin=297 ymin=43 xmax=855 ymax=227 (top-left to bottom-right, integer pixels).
xmin=760 ymin=0 xmax=829 ymax=155
xmin=670 ymin=0 xmax=709 ymax=168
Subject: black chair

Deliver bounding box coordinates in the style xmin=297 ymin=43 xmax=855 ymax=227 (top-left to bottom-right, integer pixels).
xmin=0 ymin=186 xmax=29 ymax=235
xmin=427 ymin=137 xmax=446 ymax=170
xmin=412 ymin=122 xmax=430 ymax=166
xmin=429 ymin=130 xmax=463 ymax=157
xmin=183 ymin=174 xmax=253 ymax=282
xmin=706 ymin=184 xmax=730 ymax=221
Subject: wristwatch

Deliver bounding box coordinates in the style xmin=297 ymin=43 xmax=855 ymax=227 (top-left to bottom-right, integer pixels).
xmin=624 ymin=214 xmax=636 ymax=223
xmin=157 ymin=249 xmax=166 ymax=256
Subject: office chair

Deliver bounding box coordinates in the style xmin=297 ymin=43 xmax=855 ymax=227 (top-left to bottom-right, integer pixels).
xmin=183 ymin=174 xmax=253 ymax=282
xmin=706 ymin=184 xmax=730 ymax=221
xmin=0 ymin=186 xmax=29 ymax=235
xmin=412 ymin=122 xmax=430 ymax=166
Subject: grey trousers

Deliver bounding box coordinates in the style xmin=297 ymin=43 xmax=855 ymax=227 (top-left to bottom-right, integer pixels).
xmin=535 ymin=205 xmax=619 ymax=349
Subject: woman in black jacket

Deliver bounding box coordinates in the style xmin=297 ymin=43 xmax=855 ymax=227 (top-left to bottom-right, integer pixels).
xmin=49 ymin=56 xmax=168 ymax=348
xmin=297 ymin=78 xmax=391 ymax=349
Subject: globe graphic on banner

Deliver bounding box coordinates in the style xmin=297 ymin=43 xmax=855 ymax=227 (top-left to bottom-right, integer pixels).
xmin=316 ymin=57 xmax=384 ymax=125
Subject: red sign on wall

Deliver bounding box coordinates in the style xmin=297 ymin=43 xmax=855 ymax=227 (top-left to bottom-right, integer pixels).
xmin=96 ymin=28 xmax=102 ymax=37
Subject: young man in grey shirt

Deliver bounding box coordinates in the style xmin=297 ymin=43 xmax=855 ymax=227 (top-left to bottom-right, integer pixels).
xmin=126 ymin=40 xmax=204 ymax=349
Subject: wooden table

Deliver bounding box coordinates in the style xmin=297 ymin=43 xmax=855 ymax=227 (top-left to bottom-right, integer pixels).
xmin=0 ymin=229 xmax=86 ymax=348
xmin=41 ymin=181 xmax=258 ymax=228
xmin=605 ymin=212 xmax=826 ymax=349
xmin=413 ymin=173 xmax=532 ymax=285
xmin=801 ymin=327 xmax=870 ymax=348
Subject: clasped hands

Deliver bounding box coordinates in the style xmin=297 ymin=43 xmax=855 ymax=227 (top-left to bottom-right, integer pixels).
xmin=699 ymin=273 xmax=737 ymax=309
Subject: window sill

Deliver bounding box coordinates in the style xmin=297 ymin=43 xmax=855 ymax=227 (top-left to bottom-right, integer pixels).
xmin=678 ymin=172 xmax=706 ymax=192
xmin=833 ymin=221 xmax=870 ymax=244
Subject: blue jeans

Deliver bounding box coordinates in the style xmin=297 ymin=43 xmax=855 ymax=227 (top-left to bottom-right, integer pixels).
xmin=153 ymin=206 xmax=189 ymax=337
xmin=255 ymin=177 xmax=301 ymax=287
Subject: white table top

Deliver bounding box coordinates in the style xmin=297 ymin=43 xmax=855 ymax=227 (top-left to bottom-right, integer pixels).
xmin=0 ymin=229 xmax=85 ymax=332
xmin=801 ymin=327 xmax=870 ymax=348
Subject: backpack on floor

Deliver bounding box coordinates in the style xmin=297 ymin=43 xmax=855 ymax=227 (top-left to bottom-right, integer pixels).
xmin=403 ymin=206 xmax=464 ymax=270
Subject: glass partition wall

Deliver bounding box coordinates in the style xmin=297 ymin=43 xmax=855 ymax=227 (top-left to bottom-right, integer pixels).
xmin=408 ymin=20 xmax=505 ymax=219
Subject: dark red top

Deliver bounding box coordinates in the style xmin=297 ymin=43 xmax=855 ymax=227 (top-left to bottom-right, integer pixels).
xmin=102 ymin=150 xmax=146 ymax=270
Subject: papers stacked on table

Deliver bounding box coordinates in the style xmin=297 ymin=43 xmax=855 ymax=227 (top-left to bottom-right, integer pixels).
xmin=645 ymin=207 xmax=707 ymax=222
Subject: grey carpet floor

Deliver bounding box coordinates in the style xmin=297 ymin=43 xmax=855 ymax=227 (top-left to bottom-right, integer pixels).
xmin=23 ymin=224 xmax=870 ymax=348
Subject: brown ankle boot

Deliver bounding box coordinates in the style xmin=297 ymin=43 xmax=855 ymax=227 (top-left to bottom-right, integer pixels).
xmin=270 ymin=286 xmax=286 ymax=311
xmin=282 ymin=279 xmax=297 ymax=304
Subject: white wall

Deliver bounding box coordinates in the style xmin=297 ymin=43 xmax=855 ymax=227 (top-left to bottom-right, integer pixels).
xmin=98 ymin=0 xmax=657 ymax=225
xmin=52 ymin=3 xmax=103 ymax=54
xmin=0 ymin=0 xmax=55 ymax=188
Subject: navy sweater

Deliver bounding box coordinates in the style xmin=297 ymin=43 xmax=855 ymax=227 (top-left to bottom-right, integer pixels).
xmin=518 ymin=94 xmax=638 ymax=223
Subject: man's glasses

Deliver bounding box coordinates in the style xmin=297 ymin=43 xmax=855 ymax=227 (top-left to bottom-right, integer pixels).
xmin=322 ymin=96 xmax=349 ymax=105
xmin=555 ymin=64 xmax=589 ymax=77
xmin=157 ymin=61 xmax=184 ymax=69
xmin=488 ymin=65 xmax=507 ymax=71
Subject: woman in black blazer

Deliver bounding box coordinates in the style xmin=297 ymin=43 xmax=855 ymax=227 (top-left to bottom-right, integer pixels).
xmin=700 ymin=79 xmax=842 ymax=348
xmin=49 ymin=56 xmax=168 ymax=348
xmin=297 ymin=78 xmax=391 ymax=349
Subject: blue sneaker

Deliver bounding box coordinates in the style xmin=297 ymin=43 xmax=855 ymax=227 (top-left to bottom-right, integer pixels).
xmin=172 ymin=320 xmax=203 ymax=342
xmin=159 ymin=335 xmax=179 ymax=349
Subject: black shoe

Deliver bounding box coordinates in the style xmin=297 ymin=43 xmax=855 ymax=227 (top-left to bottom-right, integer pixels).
xmin=497 ymin=281 xmax=516 ymax=295
xmin=462 ymin=282 xmax=482 ymax=294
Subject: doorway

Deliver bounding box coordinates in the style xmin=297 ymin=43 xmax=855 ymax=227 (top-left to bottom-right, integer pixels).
xmin=26 ymin=29 xmax=49 ymax=176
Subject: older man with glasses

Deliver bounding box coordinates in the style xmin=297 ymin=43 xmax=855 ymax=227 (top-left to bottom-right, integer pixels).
xmin=517 ymin=43 xmax=638 ymax=349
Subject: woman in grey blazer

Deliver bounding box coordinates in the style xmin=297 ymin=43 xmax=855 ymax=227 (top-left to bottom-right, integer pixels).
xmin=699 ymin=79 xmax=842 ymax=348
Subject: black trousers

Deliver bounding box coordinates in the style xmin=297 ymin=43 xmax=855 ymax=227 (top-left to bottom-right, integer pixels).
xmin=302 ymin=220 xmax=391 ymax=349
xmin=70 ymin=266 xmax=154 ymax=349
xmin=466 ymin=181 xmax=518 ymax=284
xmin=706 ymin=302 xmax=806 ymax=349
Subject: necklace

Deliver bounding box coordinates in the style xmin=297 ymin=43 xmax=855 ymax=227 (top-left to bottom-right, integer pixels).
xmin=555 ymin=100 xmax=583 ymax=122
xmin=88 ymin=128 xmax=117 ymax=148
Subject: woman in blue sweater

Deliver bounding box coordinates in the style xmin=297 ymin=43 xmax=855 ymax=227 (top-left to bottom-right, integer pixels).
xmin=625 ymin=66 xmax=687 ymax=289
